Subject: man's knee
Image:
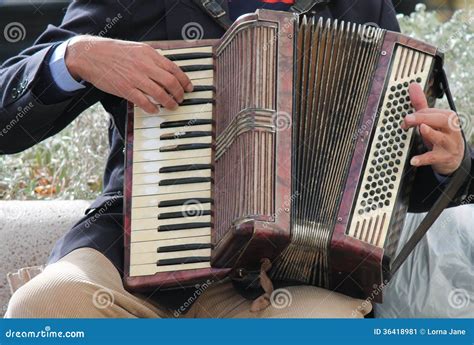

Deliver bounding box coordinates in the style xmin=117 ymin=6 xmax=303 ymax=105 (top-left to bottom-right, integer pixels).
xmin=5 ymin=268 xmax=103 ymax=318
xmin=266 ymin=286 xmax=372 ymax=318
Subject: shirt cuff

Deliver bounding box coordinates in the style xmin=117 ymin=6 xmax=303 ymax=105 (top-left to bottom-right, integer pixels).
xmin=434 ymin=171 xmax=451 ymax=184
xmin=49 ymin=40 xmax=86 ymax=92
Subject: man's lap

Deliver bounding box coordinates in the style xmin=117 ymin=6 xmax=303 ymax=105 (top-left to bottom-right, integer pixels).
xmin=6 ymin=247 xmax=371 ymax=318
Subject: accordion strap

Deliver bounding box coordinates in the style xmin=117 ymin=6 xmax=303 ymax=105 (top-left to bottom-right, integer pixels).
xmin=290 ymin=0 xmax=331 ymax=14
xmin=192 ymin=0 xmax=233 ymax=30
xmin=390 ymin=68 xmax=472 ymax=276
xmin=193 ymin=0 xmax=332 ymax=30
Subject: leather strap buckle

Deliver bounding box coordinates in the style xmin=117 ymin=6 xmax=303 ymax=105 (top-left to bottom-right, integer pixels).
xmin=291 ymin=0 xmax=331 ymax=14
xmin=201 ymin=0 xmax=226 ymax=18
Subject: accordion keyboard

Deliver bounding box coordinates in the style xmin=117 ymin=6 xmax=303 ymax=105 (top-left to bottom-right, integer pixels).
xmin=129 ymin=46 xmax=215 ymax=277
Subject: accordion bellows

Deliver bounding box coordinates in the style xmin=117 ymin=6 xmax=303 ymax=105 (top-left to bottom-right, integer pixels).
xmin=124 ymin=10 xmax=444 ymax=301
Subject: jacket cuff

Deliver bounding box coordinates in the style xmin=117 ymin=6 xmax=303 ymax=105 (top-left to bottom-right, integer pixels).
xmin=32 ymin=42 xmax=85 ymax=105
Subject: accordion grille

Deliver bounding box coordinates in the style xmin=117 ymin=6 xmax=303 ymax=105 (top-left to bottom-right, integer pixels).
xmin=272 ymin=18 xmax=384 ymax=286
xmin=214 ymin=23 xmax=278 ymax=242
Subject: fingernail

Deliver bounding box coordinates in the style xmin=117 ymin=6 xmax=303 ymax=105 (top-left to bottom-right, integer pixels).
xmin=405 ymin=114 xmax=415 ymax=122
xmin=410 ymin=157 xmax=419 ymax=166
xmin=186 ymin=83 xmax=194 ymax=92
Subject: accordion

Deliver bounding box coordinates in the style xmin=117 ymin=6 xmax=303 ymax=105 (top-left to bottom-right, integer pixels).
xmin=123 ymin=10 xmax=470 ymax=301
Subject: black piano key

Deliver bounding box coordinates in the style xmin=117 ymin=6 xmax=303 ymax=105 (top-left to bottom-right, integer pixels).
xmin=160 ymin=131 xmax=212 ymax=140
xmin=159 ymin=164 xmax=213 ymax=173
xmin=157 ymin=243 xmax=212 ymax=253
xmin=159 ymin=198 xmax=213 ymax=208
xmin=156 ymin=256 xmax=211 ymax=266
xmin=180 ymin=98 xmax=214 ymax=106
xmin=158 ymin=222 xmax=212 ymax=231
xmin=160 ymin=119 xmax=213 ymax=129
xmin=158 ymin=210 xmax=211 ymax=220
xmin=180 ymin=65 xmax=214 ymax=72
xmin=164 ymin=52 xmax=213 ymax=61
xmin=159 ymin=177 xmax=212 ymax=186
xmin=159 ymin=143 xmax=212 ymax=152
xmin=193 ymin=85 xmax=214 ymax=92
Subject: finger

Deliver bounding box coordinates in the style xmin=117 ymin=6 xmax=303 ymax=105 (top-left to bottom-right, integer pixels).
xmin=410 ymin=151 xmax=444 ymax=167
xmin=127 ymin=89 xmax=158 ymax=114
xmin=401 ymin=112 xmax=449 ymax=131
xmin=408 ymin=83 xmax=428 ymax=111
xmin=419 ymin=123 xmax=447 ymax=147
xmin=154 ymin=54 xmax=193 ymax=92
xmin=137 ymin=78 xmax=178 ymax=110
xmin=152 ymin=69 xmax=185 ymax=104
xmin=417 ymin=108 xmax=453 ymax=115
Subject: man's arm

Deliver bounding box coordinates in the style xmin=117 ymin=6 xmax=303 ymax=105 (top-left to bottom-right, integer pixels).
xmin=0 ymin=1 xmax=129 ymax=153
xmin=0 ymin=0 xmax=192 ymax=154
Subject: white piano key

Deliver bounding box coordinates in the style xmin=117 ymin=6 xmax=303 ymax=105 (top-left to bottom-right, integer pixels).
xmin=192 ymin=77 xmax=213 ymax=87
xmin=132 ymin=215 xmax=211 ymax=232
xmin=132 ymin=182 xmax=211 ymax=198
xmin=133 ymin=148 xmax=212 ymax=162
xmin=186 ymin=70 xmax=213 ymax=80
xmin=157 ymin=46 xmax=213 ymax=55
xmin=131 ymin=249 xmax=211 ymax=265
xmin=133 ymin=125 xmax=212 ymax=141
xmin=131 ymin=227 xmax=211 ymax=242
xmin=133 ymin=169 xmax=212 ymax=186
xmin=135 ymin=136 xmax=212 ymax=153
xmin=175 ymin=58 xmax=213 ymax=67
xmin=130 ymin=235 xmax=211 ymax=253
xmin=131 ymin=190 xmax=212 ymax=209
xmin=134 ymin=104 xmax=213 ymax=117
xmin=133 ymin=136 xmax=212 ymax=152
xmin=132 ymin=203 xmax=212 ymax=220
xmin=134 ymin=112 xmax=212 ymax=129
xmin=132 ymin=156 xmax=212 ymax=175
xmin=183 ymin=91 xmax=213 ymax=100
xmin=130 ymin=262 xmax=211 ymax=276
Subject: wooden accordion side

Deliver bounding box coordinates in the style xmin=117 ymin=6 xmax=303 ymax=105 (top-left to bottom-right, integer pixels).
xmin=123 ymin=10 xmax=446 ymax=302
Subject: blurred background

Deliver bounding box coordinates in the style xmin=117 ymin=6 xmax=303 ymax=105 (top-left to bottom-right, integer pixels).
xmin=0 ymin=0 xmax=471 ymax=64
xmin=0 ymin=0 xmax=472 ymax=200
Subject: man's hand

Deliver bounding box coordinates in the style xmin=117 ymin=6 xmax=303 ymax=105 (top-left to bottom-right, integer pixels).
xmin=401 ymin=83 xmax=464 ymax=176
xmin=65 ymin=35 xmax=193 ymax=113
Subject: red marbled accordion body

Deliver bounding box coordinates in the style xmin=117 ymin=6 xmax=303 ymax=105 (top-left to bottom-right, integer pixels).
xmin=124 ymin=10 xmax=444 ymax=302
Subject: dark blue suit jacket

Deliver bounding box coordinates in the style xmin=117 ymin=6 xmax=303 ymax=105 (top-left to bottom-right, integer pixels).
xmin=0 ymin=0 xmax=472 ymax=305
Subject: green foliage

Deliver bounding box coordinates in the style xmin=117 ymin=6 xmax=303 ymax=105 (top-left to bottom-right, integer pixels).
xmin=0 ymin=105 xmax=109 ymax=200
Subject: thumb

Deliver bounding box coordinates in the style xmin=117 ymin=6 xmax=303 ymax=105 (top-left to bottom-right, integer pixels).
xmin=408 ymin=82 xmax=428 ymax=111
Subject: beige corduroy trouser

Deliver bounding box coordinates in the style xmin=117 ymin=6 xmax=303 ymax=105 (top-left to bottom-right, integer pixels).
xmin=5 ymin=248 xmax=371 ymax=318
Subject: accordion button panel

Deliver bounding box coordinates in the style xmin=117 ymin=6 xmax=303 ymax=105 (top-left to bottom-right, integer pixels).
xmin=347 ymin=46 xmax=434 ymax=248
xmin=129 ymin=46 xmax=215 ymax=277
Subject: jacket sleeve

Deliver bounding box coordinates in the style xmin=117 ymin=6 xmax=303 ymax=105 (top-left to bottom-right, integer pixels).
xmin=0 ymin=0 xmax=131 ymax=154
